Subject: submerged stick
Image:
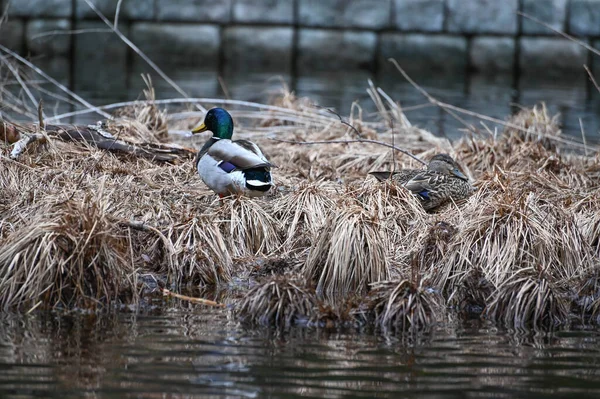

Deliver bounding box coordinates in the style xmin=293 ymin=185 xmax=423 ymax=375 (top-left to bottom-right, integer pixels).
xmin=162 ymin=288 xmax=226 ymax=308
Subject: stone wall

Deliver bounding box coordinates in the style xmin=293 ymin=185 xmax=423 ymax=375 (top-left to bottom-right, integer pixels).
xmin=1 ymin=0 xmax=599 ymax=97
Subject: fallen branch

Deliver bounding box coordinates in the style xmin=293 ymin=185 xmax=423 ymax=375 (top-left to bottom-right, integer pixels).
xmin=2 ymin=119 xmax=196 ymax=162
xmin=162 ymin=288 xmax=226 ymax=308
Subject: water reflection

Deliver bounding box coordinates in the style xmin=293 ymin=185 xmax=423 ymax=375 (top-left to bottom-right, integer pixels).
xmin=2 ymin=307 xmax=600 ymax=399
xmin=2 ymin=61 xmax=599 ymax=144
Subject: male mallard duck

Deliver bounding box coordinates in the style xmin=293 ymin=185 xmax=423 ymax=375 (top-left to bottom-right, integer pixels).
xmin=191 ymin=107 xmax=274 ymax=197
xmin=370 ymin=154 xmax=472 ymax=210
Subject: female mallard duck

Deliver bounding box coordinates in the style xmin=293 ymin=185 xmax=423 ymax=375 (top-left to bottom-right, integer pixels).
xmin=191 ymin=107 xmax=274 ymax=197
xmin=370 ymin=154 xmax=472 ymax=210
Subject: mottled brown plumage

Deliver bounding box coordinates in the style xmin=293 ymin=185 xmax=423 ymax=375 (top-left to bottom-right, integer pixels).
xmin=370 ymin=154 xmax=473 ymax=210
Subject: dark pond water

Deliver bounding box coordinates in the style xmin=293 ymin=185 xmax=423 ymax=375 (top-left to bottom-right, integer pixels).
xmin=4 ymin=69 xmax=599 ymax=144
xmin=2 ymin=301 xmax=600 ymax=399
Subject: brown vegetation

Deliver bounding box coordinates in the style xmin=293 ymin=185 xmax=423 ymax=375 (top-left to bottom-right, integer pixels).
xmin=1 ymin=83 xmax=600 ymax=332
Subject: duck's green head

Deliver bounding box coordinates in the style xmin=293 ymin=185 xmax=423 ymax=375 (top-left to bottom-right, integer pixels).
xmin=191 ymin=107 xmax=234 ymax=139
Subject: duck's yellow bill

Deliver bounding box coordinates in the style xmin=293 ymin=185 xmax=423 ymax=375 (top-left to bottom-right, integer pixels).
xmin=191 ymin=123 xmax=207 ymax=134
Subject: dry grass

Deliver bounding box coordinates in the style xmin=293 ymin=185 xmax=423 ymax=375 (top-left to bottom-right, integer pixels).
xmin=303 ymin=202 xmax=390 ymax=294
xmin=1 ymin=80 xmax=600 ymax=330
xmin=486 ymin=271 xmax=570 ymax=329
xmin=236 ymin=274 xmax=319 ymax=328
xmin=0 ymin=199 xmax=134 ymax=309
xmin=367 ymin=280 xmax=443 ymax=332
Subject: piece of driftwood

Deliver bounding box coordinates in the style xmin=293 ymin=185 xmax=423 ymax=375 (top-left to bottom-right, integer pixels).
xmin=2 ymin=119 xmax=196 ymax=162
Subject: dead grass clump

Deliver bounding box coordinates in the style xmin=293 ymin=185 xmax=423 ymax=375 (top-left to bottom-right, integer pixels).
xmin=438 ymin=188 xmax=594 ymax=293
xmin=168 ymin=216 xmax=232 ymax=286
xmin=572 ymin=268 xmax=600 ymax=323
xmin=112 ymin=77 xmax=169 ymax=143
xmin=368 ymin=280 xmax=442 ymax=332
xmin=304 ymin=204 xmax=390 ymax=294
xmin=414 ymin=221 xmax=457 ymax=281
xmin=504 ymin=103 xmax=561 ymax=149
xmin=0 ymin=199 xmax=134 ymax=309
xmin=216 ymin=197 xmax=282 ymax=258
xmin=455 ymin=104 xmax=564 ymax=175
xmin=575 ymin=211 xmax=600 ymax=258
xmin=486 ymin=272 xmax=569 ymax=329
xmin=236 ymin=274 xmax=318 ymax=328
xmin=273 ymin=181 xmax=336 ymax=250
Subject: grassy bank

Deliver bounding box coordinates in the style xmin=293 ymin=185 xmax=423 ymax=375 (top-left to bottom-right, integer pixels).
xmin=1 ymin=87 xmax=599 ymax=332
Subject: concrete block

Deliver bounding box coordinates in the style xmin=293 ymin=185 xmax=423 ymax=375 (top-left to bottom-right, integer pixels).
xmin=76 ymin=0 xmax=154 ymax=20
xmin=233 ymin=0 xmax=293 ymax=24
xmin=447 ymin=0 xmax=518 ymax=34
xmin=26 ymin=19 xmax=72 ymax=56
xmin=470 ymin=36 xmax=515 ymax=73
xmin=0 ymin=19 xmax=24 ymax=53
xmin=379 ymin=33 xmax=468 ymax=76
xmin=297 ymin=29 xmax=376 ymax=72
xmin=569 ymin=0 xmax=600 ymax=36
xmin=394 ymin=0 xmax=444 ymax=32
xmin=223 ymin=26 xmax=293 ymax=73
xmin=156 ymin=0 xmax=232 ymax=23
xmin=129 ymin=23 xmax=220 ymax=98
xmin=6 ymin=0 xmax=72 ymax=18
xmin=519 ymin=37 xmax=588 ymax=78
xmin=73 ymin=21 xmax=129 ymax=95
xmin=130 ymin=23 xmax=220 ymax=70
xmin=522 ymin=0 xmax=568 ymax=34
xmin=299 ymin=0 xmax=392 ymax=29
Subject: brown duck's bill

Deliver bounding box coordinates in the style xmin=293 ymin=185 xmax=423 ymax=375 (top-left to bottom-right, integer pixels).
xmin=452 ymin=169 xmax=468 ymax=180
xmin=191 ymin=122 xmax=207 ymax=134
xmin=369 ymin=171 xmax=392 ymax=181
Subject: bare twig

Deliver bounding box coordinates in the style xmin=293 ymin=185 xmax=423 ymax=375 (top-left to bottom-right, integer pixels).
xmin=270 ymin=137 xmax=427 ymax=165
xmin=162 ymin=288 xmax=226 ymax=308
xmin=518 ymin=11 xmax=600 ymax=57
xmin=0 ymin=44 xmax=111 ymax=119
xmin=388 ymin=59 xmax=476 ymax=134
xmin=317 ymin=106 xmax=364 ymax=139
xmin=45 ymin=97 xmax=336 ymax=124
xmin=579 ymin=118 xmax=588 ymax=156
xmin=37 ymin=99 xmax=45 ymax=131
xmin=81 ymin=0 xmax=206 ymax=112
xmin=0 ymin=54 xmax=41 ymax=114
xmin=388 ymin=58 xmax=596 ymax=151
xmin=584 ymin=65 xmax=600 ymax=95
xmin=30 ymin=28 xmax=113 ymax=40
xmin=114 ymin=0 xmax=124 ymax=31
